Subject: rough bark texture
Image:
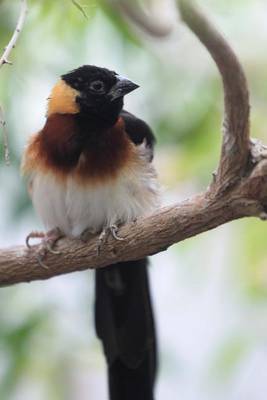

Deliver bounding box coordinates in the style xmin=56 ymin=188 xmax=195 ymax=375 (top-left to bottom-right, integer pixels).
xmin=1 ymin=0 xmax=267 ymax=286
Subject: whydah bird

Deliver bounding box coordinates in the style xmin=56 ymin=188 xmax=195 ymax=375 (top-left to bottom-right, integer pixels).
xmin=22 ymin=65 xmax=159 ymax=399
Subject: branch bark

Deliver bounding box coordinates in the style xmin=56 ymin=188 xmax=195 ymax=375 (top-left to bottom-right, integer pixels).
xmin=0 ymin=192 xmax=260 ymax=286
xmin=1 ymin=0 xmax=267 ymax=286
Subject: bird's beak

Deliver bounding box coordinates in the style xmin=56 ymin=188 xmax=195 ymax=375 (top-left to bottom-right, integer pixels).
xmin=108 ymin=75 xmax=139 ymax=101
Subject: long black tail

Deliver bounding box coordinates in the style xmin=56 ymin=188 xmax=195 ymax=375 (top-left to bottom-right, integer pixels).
xmin=95 ymin=259 xmax=157 ymax=400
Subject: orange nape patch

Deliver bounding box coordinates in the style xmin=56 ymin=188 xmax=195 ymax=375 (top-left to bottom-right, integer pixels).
xmin=21 ymin=115 xmax=136 ymax=186
xmin=47 ymin=79 xmax=80 ymax=116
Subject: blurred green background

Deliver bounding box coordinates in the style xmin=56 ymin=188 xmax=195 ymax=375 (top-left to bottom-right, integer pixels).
xmin=1 ymin=0 xmax=267 ymax=399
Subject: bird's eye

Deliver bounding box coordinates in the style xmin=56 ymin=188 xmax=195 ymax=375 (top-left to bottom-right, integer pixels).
xmin=90 ymin=80 xmax=105 ymax=92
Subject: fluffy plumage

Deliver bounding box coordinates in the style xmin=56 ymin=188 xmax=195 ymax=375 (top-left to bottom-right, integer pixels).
xmin=22 ymin=66 xmax=158 ymax=236
xmin=23 ymin=135 xmax=158 ymax=237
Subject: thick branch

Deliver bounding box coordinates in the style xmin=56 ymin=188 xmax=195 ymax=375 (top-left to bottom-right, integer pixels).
xmin=178 ymin=0 xmax=250 ymax=189
xmin=0 ymin=188 xmax=262 ymax=286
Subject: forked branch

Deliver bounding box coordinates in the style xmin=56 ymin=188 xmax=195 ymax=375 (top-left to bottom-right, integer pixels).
xmin=0 ymin=0 xmax=267 ymax=285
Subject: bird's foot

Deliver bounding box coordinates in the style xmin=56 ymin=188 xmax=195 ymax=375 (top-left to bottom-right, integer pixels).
xmin=110 ymin=224 xmax=124 ymax=241
xmin=97 ymin=223 xmax=124 ymax=255
xmin=26 ymin=227 xmax=63 ymax=269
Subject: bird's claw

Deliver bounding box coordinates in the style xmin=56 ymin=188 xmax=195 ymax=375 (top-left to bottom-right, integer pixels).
xmin=26 ymin=231 xmax=45 ymax=249
xmin=110 ymin=224 xmax=124 ymax=241
xmin=36 ymin=254 xmax=49 ymax=269
xmin=46 ymin=242 xmax=61 ymax=255
xmin=25 ymin=227 xmax=63 ymax=268
xmin=97 ymin=224 xmax=124 ymax=255
xmin=97 ymin=228 xmax=108 ymax=256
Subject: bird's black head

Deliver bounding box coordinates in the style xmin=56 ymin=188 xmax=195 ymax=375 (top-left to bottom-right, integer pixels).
xmin=61 ymin=65 xmax=139 ymax=128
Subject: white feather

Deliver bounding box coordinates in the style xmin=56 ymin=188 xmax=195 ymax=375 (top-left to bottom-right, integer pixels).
xmin=30 ymin=144 xmax=159 ymax=237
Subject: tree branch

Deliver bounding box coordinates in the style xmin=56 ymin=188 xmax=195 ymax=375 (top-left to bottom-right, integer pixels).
xmin=0 ymin=191 xmax=260 ymax=286
xmin=178 ymin=0 xmax=250 ymax=191
xmin=1 ymin=0 xmax=267 ymax=286
xmin=0 ymin=0 xmax=28 ymax=164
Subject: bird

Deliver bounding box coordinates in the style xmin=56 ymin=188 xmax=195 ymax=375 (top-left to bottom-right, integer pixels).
xmin=21 ymin=65 xmax=159 ymax=400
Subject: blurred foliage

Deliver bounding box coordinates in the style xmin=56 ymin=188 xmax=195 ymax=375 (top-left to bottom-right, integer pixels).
xmin=211 ymin=336 xmax=249 ymax=380
xmin=0 ymin=311 xmax=47 ymax=399
xmin=1 ymin=0 xmax=267 ymax=399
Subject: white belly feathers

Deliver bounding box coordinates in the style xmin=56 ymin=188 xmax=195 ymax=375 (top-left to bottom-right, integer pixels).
xmin=31 ymin=148 xmax=159 ymax=237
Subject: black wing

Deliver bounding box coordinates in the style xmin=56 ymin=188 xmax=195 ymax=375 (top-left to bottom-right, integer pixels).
xmin=120 ymin=110 xmax=155 ymax=161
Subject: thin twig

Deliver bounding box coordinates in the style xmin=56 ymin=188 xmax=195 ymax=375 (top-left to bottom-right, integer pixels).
xmin=0 ymin=0 xmax=28 ymax=165
xmin=0 ymin=0 xmax=28 ymax=68
xmin=0 ymin=105 xmax=10 ymax=165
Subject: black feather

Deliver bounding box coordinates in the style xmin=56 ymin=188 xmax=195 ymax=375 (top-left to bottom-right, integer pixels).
xmin=120 ymin=110 xmax=155 ymax=155
xmin=95 ymin=260 xmax=157 ymax=400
